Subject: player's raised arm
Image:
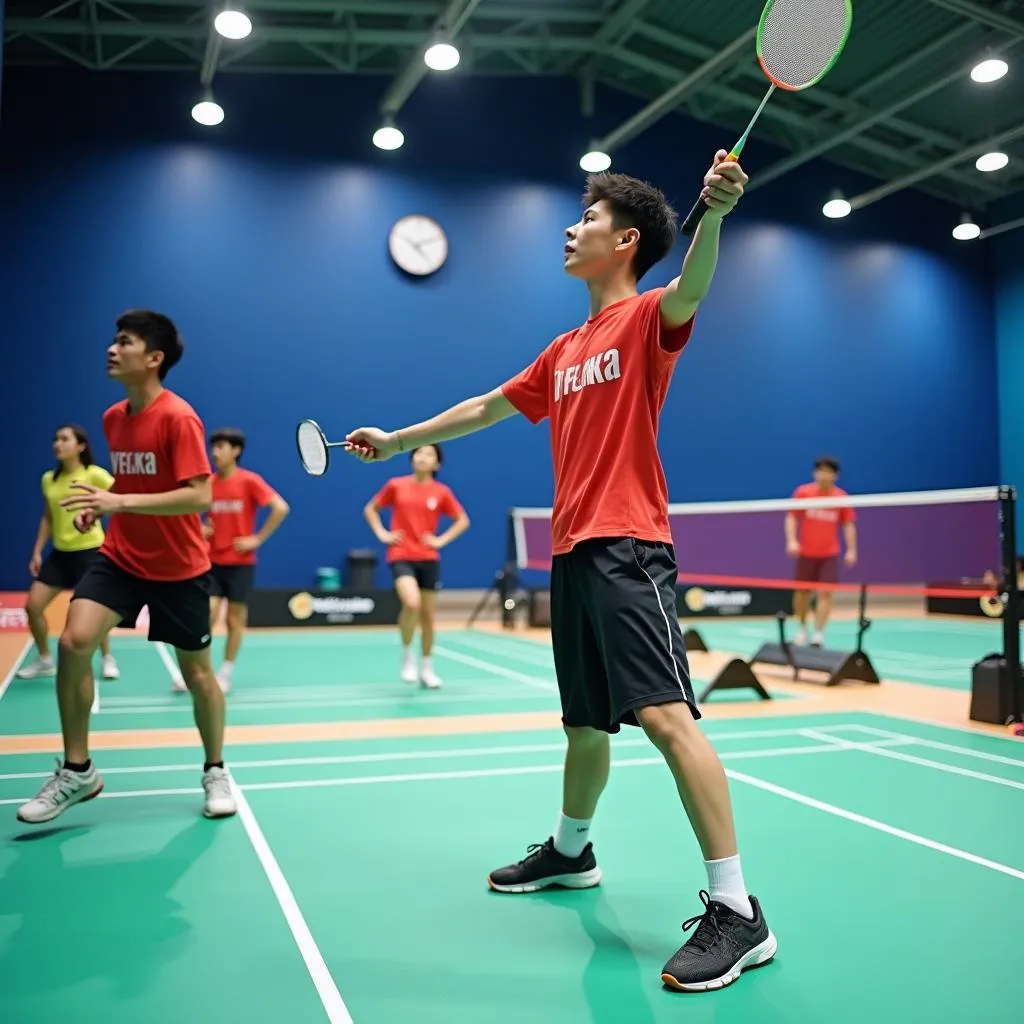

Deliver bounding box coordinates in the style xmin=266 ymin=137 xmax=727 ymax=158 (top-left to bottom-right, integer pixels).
xmin=345 ymin=387 xmax=519 ymax=463
xmin=659 ymin=150 xmax=748 ymax=329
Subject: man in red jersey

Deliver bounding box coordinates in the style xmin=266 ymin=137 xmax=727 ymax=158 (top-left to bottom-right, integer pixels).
xmin=343 ymin=153 xmax=776 ymax=993
xmin=784 ymin=456 xmax=858 ymax=647
xmin=17 ymin=310 xmax=235 ymax=825
xmin=204 ymin=427 xmax=290 ymax=693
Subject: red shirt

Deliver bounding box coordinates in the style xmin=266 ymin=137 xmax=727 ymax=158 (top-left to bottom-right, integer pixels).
xmin=791 ymin=483 xmax=855 ymax=559
xmin=209 ymin=468 xmax=277 ymax=567
xmin=373 ymin=475 xmax=465 ymax=563
xmin=501 ymin=288 xmax=693 ymax=557
xmin=101 ymin=390 xmax=212 ymax=582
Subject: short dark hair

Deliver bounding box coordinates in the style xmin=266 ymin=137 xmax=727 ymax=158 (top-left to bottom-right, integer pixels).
xmin=210 ymin=427 xmax=246 ymax=461
xmin=116 ymin=310 xmax=183 ymax=381
xmin=411 ymin=443 xmax=443 ymax=477
xmin=815 ymin=456 xmax=840 ymax=473
xmin=582 ymin=173 xmax=678 ymax=281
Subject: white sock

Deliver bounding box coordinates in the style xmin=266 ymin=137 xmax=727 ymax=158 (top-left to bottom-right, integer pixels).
xmin=401 ymin=645 xmax=413 ymax=663
xmin=421 ymin=655 xmax=432 ymax=671
xmin=553 ymin=812 xmax=592 ymax=858
xmin=220 ymin=661 xmax=234 ymax=680
xmin=705 ymin=856 xmax=753 ymax=918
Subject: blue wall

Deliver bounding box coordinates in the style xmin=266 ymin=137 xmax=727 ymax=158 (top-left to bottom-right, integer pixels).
xmin=0 ymin=69 xmax=999 ymax=589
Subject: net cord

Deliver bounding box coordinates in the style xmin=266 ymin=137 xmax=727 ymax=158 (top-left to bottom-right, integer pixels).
xmin=509 ymin=486 xmax=1002 ymax=521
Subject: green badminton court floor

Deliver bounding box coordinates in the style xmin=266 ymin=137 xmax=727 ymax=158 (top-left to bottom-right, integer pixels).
xmin=1 ymin=622 xmax=1022 ymax=1023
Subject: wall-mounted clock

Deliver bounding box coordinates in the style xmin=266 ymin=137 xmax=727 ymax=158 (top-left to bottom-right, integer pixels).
xmin=388 ymin=214 xmax=449 ymax=276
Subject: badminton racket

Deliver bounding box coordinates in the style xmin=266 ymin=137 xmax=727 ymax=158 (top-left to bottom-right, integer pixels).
xmin=296 ymin=419 xmax=348 ymax=477
xmin=681 ymin=0 xmax=853 ymax=236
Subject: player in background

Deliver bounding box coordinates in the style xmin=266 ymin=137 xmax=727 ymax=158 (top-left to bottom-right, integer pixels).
xmin=784 ymin=456 xmax=858 ymax=647
xmin=363 ymin=444 xmax=469 ymax=688
xmin=344 ymin=154 xmax=778 ymax=992
xmin=203 ymin=427 xmax=290 ymax=693
xmin=17 ymin=310 xmax=235 ymax=825
xmin=18 ymin=425 xmax=119 ymax=682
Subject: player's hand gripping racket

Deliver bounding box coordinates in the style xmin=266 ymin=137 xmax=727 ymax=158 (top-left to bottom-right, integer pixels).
xmin=681 ymin=0 xmax=853 ymax=236
xmin=296 ymin=419 xmax=359 ymax=476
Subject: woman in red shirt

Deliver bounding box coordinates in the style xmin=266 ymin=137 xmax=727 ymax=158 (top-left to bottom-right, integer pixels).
xmin=363 ymin=444 xmax=470 ymax=688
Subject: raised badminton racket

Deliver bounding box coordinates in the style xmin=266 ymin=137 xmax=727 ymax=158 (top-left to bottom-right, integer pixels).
xmin=681 ymin=0 xmax=853 ymax=236
xmin=296 ymin=419 xmax=344 ymax=476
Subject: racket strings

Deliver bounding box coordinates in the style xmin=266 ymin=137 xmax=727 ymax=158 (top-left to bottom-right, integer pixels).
xmin=297 ymin=421 xmax=329 ymax=476
xmin=759 ymin=0 xmax=851 ymax=88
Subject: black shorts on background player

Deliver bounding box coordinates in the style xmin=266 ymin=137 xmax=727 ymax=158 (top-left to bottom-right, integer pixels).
xmin=73 ymin=554 xmax=213 ymax=651
xmin=390 ymin=560 xmax=442 ymax=591
xmin=36 ymin=548 xmax=100 ymax=591
xmin=209 ymin=563 xmax=255 ymax=604
xmin=551 ymin=537 xmax=698 ymax=733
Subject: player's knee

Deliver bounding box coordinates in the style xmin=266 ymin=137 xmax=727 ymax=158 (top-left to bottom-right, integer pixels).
xmin=58 ymin=625 xmax=97 ymax=659
xmin=180 ymin=660 xmax=216 ymax=692
xmin=635 ymin=701 xmax=696 ymax=751
xmin=564 ymin=724 xmax=608 ymax=749
xmin=227 ymin=605 xmax=248 ymax=631
xmin=402 ymin=594 xmax=421 ymax=614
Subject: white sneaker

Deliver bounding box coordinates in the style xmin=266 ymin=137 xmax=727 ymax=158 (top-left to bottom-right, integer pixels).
xmin=171 ymin=672 xmax=188 ymax=693
xmin=792 ymin=630 xmax=807 ymax=646
xmin=202 ymin=766 xmax=237 ymax=818
xmin=101 ymin=655 xmax=120 ymax=680
xmin=811 ymin=631 xmax=825 ymax=648
xmin=400 ymin=656 xmax=417 ymax=684
xmin=419 ymin=666 xmax=442 ymax=690
xmin=17 ymin=760 xmax=104 ymax=824
xmin=216 ymin=671 xmax=231 ymax=695
xmin=16 ymin=656 xmax=55 ymax=680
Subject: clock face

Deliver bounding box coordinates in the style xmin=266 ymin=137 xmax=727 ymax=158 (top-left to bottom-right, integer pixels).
xmin=388 ymin=215 xmax=448 ymax=276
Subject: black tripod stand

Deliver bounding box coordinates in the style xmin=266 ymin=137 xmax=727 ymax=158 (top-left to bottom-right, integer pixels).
xmin=466 ymin=563 xmax=520 ymax=628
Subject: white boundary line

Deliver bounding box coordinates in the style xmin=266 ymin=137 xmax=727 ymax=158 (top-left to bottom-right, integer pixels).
xmin=725 ymin=767 xmax=1024 ymax=882
xmin=232 ymin=782 xmax=354 ymax=1024
xmin=862 ymin=709 xmax=1024 ymax=746
xmin=432 ymin=644 xmax=557 ymax=692
xmin=0 ymin=637 xmax=34 ymax=703
xmin=151 ymin=642 xmax=353 ymax=1024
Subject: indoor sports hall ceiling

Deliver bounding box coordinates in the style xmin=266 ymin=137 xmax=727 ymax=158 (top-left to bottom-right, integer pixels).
xmin=4 ymin=0 xmax=1023 ymax=210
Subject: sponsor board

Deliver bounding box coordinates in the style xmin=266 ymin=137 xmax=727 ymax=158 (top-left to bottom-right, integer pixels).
xmin=676 ymin=586 xmax=784 ymax=618
xmin=248 ymin=588 xmax=401 ymax=627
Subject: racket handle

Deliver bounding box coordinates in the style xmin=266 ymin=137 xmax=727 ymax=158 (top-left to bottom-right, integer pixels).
xmin=681 ymin=193 xmax=710 ymax=237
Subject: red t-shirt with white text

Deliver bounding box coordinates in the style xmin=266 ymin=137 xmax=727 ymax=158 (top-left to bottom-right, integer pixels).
xmin=209 ymin=468 xmax=277 ymax=566
xmin=373 ymin=476 xmax=465 ymax=563
xmin=791 ymin=482 xmax=855 ymax=559
xmin=501 ymin=288 xmax=694 ymax=556
xmin=101 ymin=390 xmax=212 ymax=581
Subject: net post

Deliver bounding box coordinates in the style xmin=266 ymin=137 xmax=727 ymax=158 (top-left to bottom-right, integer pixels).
xmin=999 ymin=486 xmax=1021 ymax=724
xmin=856 ymin=585 xmax=871 ymax=654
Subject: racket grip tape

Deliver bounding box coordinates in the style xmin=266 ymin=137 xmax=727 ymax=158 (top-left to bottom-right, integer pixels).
xmin=681 ymin=194 xmax=710 ymax=237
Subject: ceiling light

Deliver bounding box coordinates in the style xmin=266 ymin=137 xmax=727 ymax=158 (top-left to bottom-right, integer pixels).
xmin=970 ymin=58 xmax=1008 ymax=84
xmin=191 ymin=99 xmax=225 ymax=126
xmin=372 ymin=123 xmax=405 ymax=151
xmin=579 ymin=149 xmax=611 ymax=173
xmin=975 ymin=151 xmax=1009 ymax=173
xmin=822 ymin=192 xmax=851 ymax=219
xmin=952 ymin=214 xmax=980 ymax=241
xmin=424 ymin=42 xmax=460 ymax=71
xmin=214 ymin=9 xmax=252 ymax=40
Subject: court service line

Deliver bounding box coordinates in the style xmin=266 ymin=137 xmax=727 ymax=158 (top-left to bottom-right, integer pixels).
xmin=839 ymin=724 xmax=1024 ymax=768
xmin=800 ymin=729 xmax=1024 ymax=793
xmin=149 ymin=641 xmax=354 ymax=1024
xmin=854 ymin=714 xmax=1024 ymax=750
xmin=725 ymin=768 xmax=1024 ymax=883
xmin=231 ymin=782 xmax=354 ymax=1024
xmin=433 ymin=645 xmax=557 ymax=692
xmin=0 ymin=740 xmax=906 ymax=807
xmin=0 ymin=638 xmax=34 ymax=703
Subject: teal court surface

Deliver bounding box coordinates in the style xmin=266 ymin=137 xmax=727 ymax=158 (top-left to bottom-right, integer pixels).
xmin=1 ymin=621 xmax=1022 ymax=1023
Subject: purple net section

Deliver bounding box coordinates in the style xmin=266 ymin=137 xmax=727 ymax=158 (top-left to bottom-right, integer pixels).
xmin=515 ymin=499 xmax=1002 ymax=584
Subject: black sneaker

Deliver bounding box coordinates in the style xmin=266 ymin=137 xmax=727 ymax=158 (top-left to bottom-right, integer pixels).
xmin=661 ymin=891 xmax=777 ymax=992
xmin=487 ymin=837 xmax=603 ymax=893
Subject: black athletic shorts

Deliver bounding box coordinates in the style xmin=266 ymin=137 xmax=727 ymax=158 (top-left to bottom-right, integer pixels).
xmin=73 ymin=554 xmax=213 ymax=651
xmin=390 ymin=560 xmax=442 ymax=591
xmin=550 ymin=537 xmax=698 ymax=734
xmin=209 ymin=563 xmax=255 ymax=604
xmin=36 ymin=548 xmax=100 ymax=591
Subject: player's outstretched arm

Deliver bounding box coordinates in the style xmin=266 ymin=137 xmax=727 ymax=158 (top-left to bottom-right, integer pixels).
xmin=61 ymin=475 xmax=212 ymax=517
xmin=346 ymin=387 xmax=517 ymax=463
xmin=660 ymin=149 xmax=749 ymax=328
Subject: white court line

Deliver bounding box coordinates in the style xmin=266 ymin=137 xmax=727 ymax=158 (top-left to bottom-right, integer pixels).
xmin=800 ymin=729 xmax=1024 ymax=793
xmin=0 ymin=637 xmax=34 ymax=703
xmin=725 ymin=768 xmax=1024 ymax=883
xmin=231 ymin=782 xmax=353 ymax=1024
xmin=433 ymin=645 xmax=557 ymax=692
xmin=150 ymin=643 xmax=354 ymax=1024
xmin=839 ymin=723 xmax=1024 ymax=767
xmin=447 ymin=632 xmax=554 ymax=666
xmin=0 ymin=741 xmax=908 ymax=806
xmin=0 ymin=726 xmax=846 ymax=781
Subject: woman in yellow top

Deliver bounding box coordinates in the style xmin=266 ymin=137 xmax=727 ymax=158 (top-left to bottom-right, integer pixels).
xmin=17 ymin=425 xmax=120 ymax=681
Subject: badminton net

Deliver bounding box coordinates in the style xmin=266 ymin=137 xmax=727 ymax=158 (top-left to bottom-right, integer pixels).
xmin=508 ymin=486 xmax=1007 ymax=600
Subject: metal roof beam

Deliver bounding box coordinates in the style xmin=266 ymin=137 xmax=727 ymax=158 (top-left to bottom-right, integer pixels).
xmin=924 ymin=0 xmax=1024 ymax=40
xmin=850 ymin=121 xmax=1024 ymax=210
